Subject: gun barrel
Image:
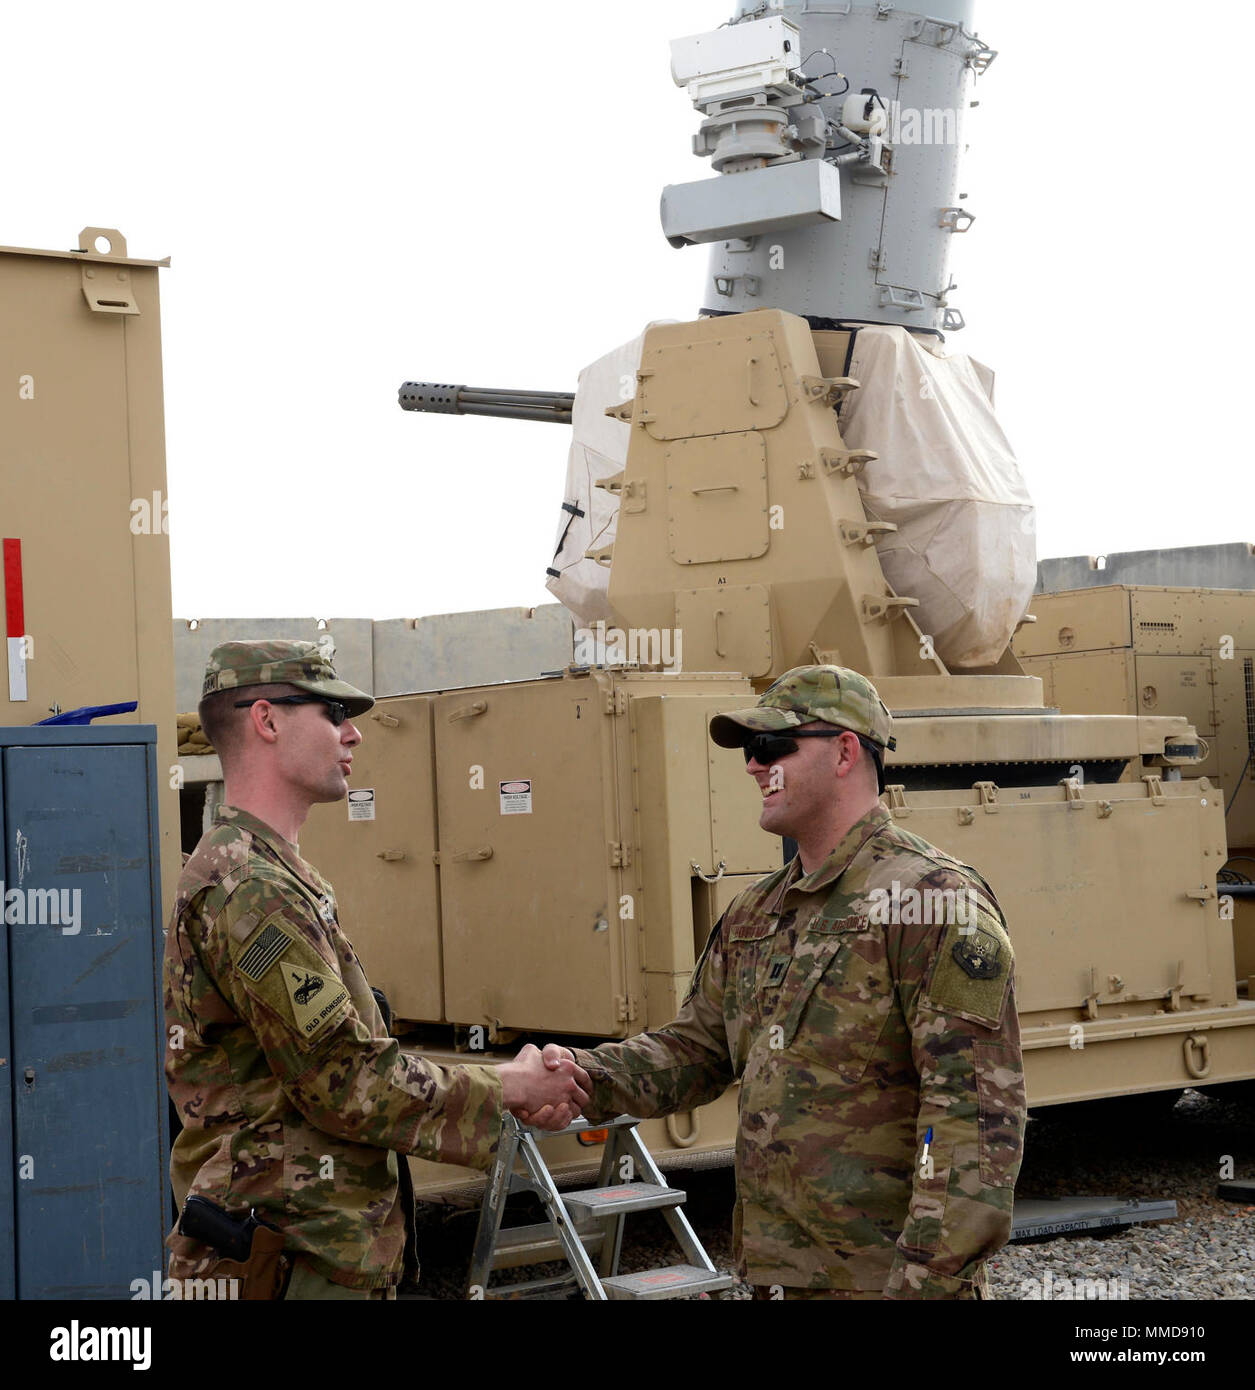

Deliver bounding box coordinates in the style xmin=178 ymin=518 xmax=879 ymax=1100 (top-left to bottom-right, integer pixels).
xmin=399 ymin=382 xmax=575 ymax=425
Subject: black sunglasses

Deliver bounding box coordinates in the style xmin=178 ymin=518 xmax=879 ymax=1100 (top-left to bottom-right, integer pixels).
xmin=742 ymin=729 xmax=882 ymax=766
xmin=234 ymin=695 xmax=350 ymax=726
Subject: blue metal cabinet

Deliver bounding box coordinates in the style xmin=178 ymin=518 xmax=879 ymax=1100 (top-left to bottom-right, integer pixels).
xmin=0 ymin=725 xmax=167 ymax=1299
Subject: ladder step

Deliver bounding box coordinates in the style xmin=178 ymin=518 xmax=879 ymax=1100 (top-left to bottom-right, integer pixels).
xmin=600 ymin=1266 xmax=736 ymax=1301
xmin=561 ymin=1182 xmax=686 ymax=1217
xmin=489 ymin=1222 xmax=604 ymax=1271
xmin=482 ymin=1272 xmax=582 ymax=1300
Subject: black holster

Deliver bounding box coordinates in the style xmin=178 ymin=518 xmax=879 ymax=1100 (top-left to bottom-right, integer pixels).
xmin=178 ymin=1196 xmax=290 ymax=1300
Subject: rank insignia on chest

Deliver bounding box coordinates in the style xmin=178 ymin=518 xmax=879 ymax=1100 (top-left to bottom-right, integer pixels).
xmin=951 ymin=924 xmax=1003 ymax=980
xmin=765 ymin=954 xmax=791 ymax=987
xmin=317 ymin=896 xmax=337 ymax=928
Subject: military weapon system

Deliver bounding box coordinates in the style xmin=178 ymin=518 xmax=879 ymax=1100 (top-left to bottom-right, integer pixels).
xmin=297 ymin=0 xmax=1255 ymax=1197
xmin=2 ymin=4 xmax=1250 ymax=1216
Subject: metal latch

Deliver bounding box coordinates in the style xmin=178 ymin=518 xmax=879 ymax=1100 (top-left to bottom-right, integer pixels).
xmin=883 ymin=784 xmax=910 ymax=817
xmin=453 ymin=847 xmax=494 ymax=863
xmin=371 ymin=712 xmax=400 ymax=728
xmin=597 ymin=472 xmax=646 ymax=511
xmin=609 ymin=842 xmax=632 ymax=867
xmin=974 ymin=781 xmax=999 ymax=813
xmin=861 ymin=594 xmax=919 ymax=624
xmin=820 ymin=448 xmax=878 ymax=478
xmin=1060 ymin=777 xmax=1083 ymax=809
xmin=840 ymin=520 xmax=898 ymax=547
xmin=1141 ymin=773 xmax=1166 ymax=806
xmin=799 ymin=375 xmax=860 ymax=406
xmin=605 ymin=400 xmax=653 ymax=426
xmin=448 ymin=700 xmax=487 ymax=722
xmin=604 ymin=688 xmax=627 ymax=716
xmin=939 ymin=207 xmax=976 ymax=233
xmin=375 ymin=849 xmax=407 ymax=862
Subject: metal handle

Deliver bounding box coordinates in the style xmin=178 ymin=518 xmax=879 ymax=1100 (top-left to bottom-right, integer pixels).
xmin=375 ymin=849 xmax=407 ymax=862
xmin=453 ymin=847 xmax=494 ymax=863
xmin=690 ymin=859 xmax=726 ymax=884
xmin=666 ymin=1111 xmax=702 ymax=1150
xmin=1183 ymin=1033 xmax=1210 ymax=1079
xmin=713 ymin=609 xmax=727 ymax=659
xmin=747 ymin=355 xmax=759 ymax=406
xmin=690 ymin=485 xmax=739 ymax=496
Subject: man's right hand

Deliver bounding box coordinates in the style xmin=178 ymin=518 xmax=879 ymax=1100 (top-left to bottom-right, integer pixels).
xmin=497 ymin=1043 xmax=590 ymax=1132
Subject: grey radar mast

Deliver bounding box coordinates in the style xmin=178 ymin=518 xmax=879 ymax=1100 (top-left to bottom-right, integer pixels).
xmin=662 ymin=1 xmax=994 ymax=332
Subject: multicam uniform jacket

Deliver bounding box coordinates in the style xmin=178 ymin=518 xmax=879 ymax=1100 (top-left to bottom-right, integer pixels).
xmin=573 ymin=804 xmax=1025 ymax=1298
xmin=164 ymin=805 xmax=504 ymax=1290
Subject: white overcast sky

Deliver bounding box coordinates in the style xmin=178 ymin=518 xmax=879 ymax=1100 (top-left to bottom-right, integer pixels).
xmin=5 ymin=1 xmax=1252 ymax=620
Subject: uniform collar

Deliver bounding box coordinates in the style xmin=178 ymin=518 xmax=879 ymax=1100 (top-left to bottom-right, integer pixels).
xmin=213 ymin=804 xmax=329 ymax=899
xmin=769 ymin=804 xmax=892 ymax=910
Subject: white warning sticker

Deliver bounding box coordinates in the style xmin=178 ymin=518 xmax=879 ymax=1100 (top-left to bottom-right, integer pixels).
xmin=499 ymin=779 xmax=533 ymax=815
xmin=347 ymin=788 xmax=376 ymax=821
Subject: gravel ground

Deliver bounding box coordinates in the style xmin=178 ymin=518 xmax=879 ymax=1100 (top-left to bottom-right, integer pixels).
xmin=412 ymin=1086 xmax=1253 ymax=1300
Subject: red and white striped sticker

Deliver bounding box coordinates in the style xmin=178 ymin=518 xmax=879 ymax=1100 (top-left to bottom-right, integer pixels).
xmin=3 ymin=538 xmax=26 ymax=701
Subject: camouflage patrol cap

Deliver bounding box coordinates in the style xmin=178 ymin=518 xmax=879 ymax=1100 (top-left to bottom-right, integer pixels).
xmin=200 ymin=640 xmax=374 ymax=717
xmin=709 ymin=665 xmax=896 ymax=751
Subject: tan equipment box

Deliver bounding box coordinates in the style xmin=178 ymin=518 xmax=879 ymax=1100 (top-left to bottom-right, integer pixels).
xmin=1016 ymin=584 xmax=1255 ymax=986
xmin=302 ymin=668 xmax=776 ymax=1037
xmin=0 ymin=229 xmax=179 ymax=916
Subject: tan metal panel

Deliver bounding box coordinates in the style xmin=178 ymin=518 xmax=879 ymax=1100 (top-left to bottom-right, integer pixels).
xmin=1134 ymin=654 xmax=1216 ymax=737
xmin=1214 ymin=647 xmax=1255 ymax=851
xmin=665 ymin=432 xmax=768 ymax=565
xmin=0 ymin=235 xmax=179 ymax=919
xmin=642 ymin=330 xmax=788 ymax=439
xmin=1015 ymin=587 xmax=1133 ymax=656
xmin=674 ymin=584 xmax=773 ymax=677
xmin=436 ymin=675 xmax=624 ymax=1036
xmin=1023 ymin=1004 xmax=1255 ymax=1105
xmin=609 ymin=309 xmax=949 ymax=683
xmin=1017 ymin=649 xmax=1136 ymax=721
xmin=886 ymin=780 xmax=1231 ymax=1020
xmin=629 ymin=681 xmax=773 ymax=1029
xmin=300 ymin=696 xmax=442 ymax=1024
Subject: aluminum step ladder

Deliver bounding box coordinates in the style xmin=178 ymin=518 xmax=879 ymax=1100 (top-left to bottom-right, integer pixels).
xmin=466 ymin=1114 xmax=734 ymax=1301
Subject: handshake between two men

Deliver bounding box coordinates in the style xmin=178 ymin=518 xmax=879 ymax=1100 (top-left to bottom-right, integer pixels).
xmin=497 ymin=1043 xmax=592 ymax=1131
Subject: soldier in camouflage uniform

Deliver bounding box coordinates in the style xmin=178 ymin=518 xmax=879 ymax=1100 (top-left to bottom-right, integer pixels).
xmin=165 ymin=640 xmax=590 ymax=1299
xmin=534 ymin=665 xmax=1025 ymax=1299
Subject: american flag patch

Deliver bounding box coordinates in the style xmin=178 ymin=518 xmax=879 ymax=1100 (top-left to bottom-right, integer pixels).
xmin=237 ymin=922 xmax=292 ymax=980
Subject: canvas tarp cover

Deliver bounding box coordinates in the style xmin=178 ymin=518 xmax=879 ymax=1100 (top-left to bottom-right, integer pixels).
xmin=838 ymin=325 xmax=1035 ymax=668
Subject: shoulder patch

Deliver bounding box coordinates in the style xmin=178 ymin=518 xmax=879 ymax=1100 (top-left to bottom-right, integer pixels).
xmin=234 ymin=914 xmax=294 ymax=981
xmin=280 ymin=959 xmax=350 ymax=1042
xmin=922 ymin=909 xmax=1013 ymax=1027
